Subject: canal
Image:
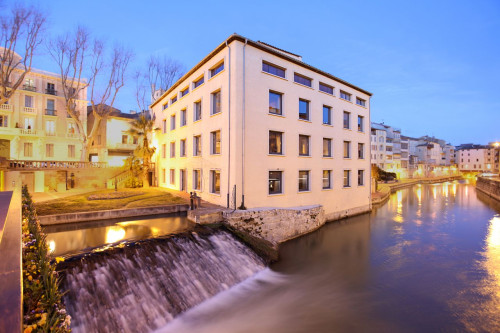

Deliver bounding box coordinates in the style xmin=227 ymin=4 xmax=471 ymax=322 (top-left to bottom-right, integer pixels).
xmin=160 ymin=181 xmax=500 ymax=332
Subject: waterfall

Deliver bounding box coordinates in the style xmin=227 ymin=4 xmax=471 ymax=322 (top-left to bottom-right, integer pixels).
xmin=59 ymin=227 xmax=265 ymax=333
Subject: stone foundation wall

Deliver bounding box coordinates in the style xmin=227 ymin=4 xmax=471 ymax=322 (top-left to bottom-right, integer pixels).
xmin=223 ymin=205 xmax=325 ymax=248
xmin=324 ymin=204 xmax=372 ymax=221
xmin=477 ymin=177 xmax=500 ymax=202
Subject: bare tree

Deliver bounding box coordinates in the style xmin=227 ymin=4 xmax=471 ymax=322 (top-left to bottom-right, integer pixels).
xmin=0 ymin=4 xmax=46 ymax=104
xmin=147 ymin=55 xmax=183 ymax=104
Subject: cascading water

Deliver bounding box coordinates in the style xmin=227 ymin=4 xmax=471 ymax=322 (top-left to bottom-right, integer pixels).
xmin=58 ymin=227 xmax=265 ymax=333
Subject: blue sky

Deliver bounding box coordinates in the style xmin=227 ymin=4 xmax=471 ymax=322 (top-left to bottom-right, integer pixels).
xmin=4 ymin=0 xmax=500 ymax=145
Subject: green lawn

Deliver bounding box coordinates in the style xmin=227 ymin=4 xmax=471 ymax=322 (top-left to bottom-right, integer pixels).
xmin=34 ymin=188 xmax=187 ymax=216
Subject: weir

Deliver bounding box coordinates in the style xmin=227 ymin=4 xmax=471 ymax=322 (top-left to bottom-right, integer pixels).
xmin=58 ymin=227 xmax=265 ymax=333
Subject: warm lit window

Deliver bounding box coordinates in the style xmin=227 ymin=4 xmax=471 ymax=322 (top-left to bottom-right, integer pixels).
xmin=299 ymin=99 xmax=310 ymax=121
xmin=211 ymin=130 xmax=221 ymax=154
xmin=294 ymin=73 xmax=312 ymax=87
xmin=194 ymin=101 xmax=202 ymax=121
xmin=298 ymin=170 xmax=310 ymax=192
xmin=323 ymin=105 xmax=331 ymax=125
xmin=211 ymin=90 xmax=221 ymax=115
xmin=358 ymin=170 xmax=364 ymax=186
xmin=299 ymin=135 xmax=310 ymax=156
xmin=343 ymin=111 xmax=350 ymax=129
xmin=358 ymin=143 xmax=365 ymax=159
xmin=344 ymin=141 xmax=351 ymax=158
xmin=356 ymin=97 xmax=366 ymax=107
xmin=323 ymin=170 xmax=332 ymax=189
xmin=262 ymin=61 xmax=285 ymax=78
xmin=210 ymin=62 xmax=224 ymax=77
xmin=193 ymin=135 xmax=201 ymax=156
xmin=210 ymin=170 xmax=220 ymax=194
xmin=340 ymin=90 xmax=351 ymax=101
xmin=319 ymin=82 xmax=334 ymax=95
xmin=323 ymin=138 xmax=332 ymax=157
xmin=343 ymin=170 xmax=351 ymax=187
xmin=269 ymin=91 xmax=282 ymax=115
xmin=269 ymin=171 xmax=283 ymax=195
xmin=269 ymin=131 xmax=283 ymax=155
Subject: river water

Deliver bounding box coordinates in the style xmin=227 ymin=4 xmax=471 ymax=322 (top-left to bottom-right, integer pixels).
xmin=158 ymin=181 xmax=500 ymax=332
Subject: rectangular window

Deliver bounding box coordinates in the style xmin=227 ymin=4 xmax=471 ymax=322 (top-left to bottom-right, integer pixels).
xmin=162 ymin=119 xmax=167 ymax=133
xmin=194 ymin=101 xmax=202 ymax=121
xmin=170 ymin=114 xmax=176 ymax=130
xmin=269 ymin=171 xmax=283 ymax=195
xmin=343 ymin=170 xmax=351 ymax=187
xmin=343 ymin=111 xmax=350 ymax=129
xmin=211 ymin=130 xmax=221 ymax=154
xmin=323 ymin=138 xmax=332 ymax=157
xmin=162 ymin=168 xmax=166 ymax=183
xmin=46 ymin=83 xmax=55 ymax=95
xmin=46 ymin=144 xmax=54 ymax=158
xmin=180 ymin=139 xmax=186 ymax=157
xmin=193 ymin=169 xmax=202 ymax=190
xmin=357 ymin=116 xmax=364 ymax=132
xmin=24 ymin=117 xmax=34 ymax=130
xmin=133 ymin=136 xmax=138 ymax=145
xmin=298 ymin=170 xmax=310 ymax=192
xmin=262 ymin=61 xmax=285 ymax=78
xmin=193 ymin=75 xmax=204 ymax=89
xmin=356 ymin=97 xmax=366 ymax=107
xmin=210 ymin=170 xmax=220 ymax=194
xmin=171 ymin=96 xmax=177 ymax=104
xmin=299 ymin=135 xmax=310 ymax=156
xmin=170 ymin=142 xmax=175 ymax=158
xmin=25 ymin=95 xmax=33 ymax=108
xmin=344 ymin=141 xmax=351 ymax=158
xmin=45 ymin=120 xmax=55 ymax=136
xmin=211 ymin=90 xmax=221 ymax=115
xmin=294 ymin=73 xmax=312 ymax=87
xmin=210 ymin=62 xmax=224 ymax=77
xmin=163 ymin=102 xmax=168 ymax=110
xmin=193 ymin=135 xmax=201 ymax=156
xmin=340 ymin=90 xmax=351 ymax=101
xmin=68 ymin=144 xmax=75 ymax=158
xmin=46 ymin=99 xmax=55 ymax=115
xmin=162 ymin=144 xmax=166 ymax=158
xmin=358 ymin=170 xmax=364 ymax=186
xmin=319 ymin=82 xmax=334 ymax=95
xmin=181 ymin=87 xmax=189 ymax=97
xmin=122 ymin=135 xmax=128 ymax=144
xmin=269 ymin=131 xmax=283 ymax=155
xmin=269 ymin=91 xmax=282 ymax=115
xmin=358 ymin=143 xmax=365 ymax=159
xmin=299 ymin=99 xmax=309 ymax=121
xmin=323 ymin=105 xmax=331 ymax=125
xmin=322 ymin=170 xmax=332 ymax=189
xmin=0 ymin=115 xmax=8 ymax=127
xmin=170 ymin=169 xmax=175 ymax=185
xmin=180 ymin=109 xmax=187 ymax=126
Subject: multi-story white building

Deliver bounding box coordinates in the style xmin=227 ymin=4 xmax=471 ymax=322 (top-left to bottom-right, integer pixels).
xmin=151 ymin=34 xmax=372 ymax=219
xmin=456 ymin=144 xmax=499 ymax=173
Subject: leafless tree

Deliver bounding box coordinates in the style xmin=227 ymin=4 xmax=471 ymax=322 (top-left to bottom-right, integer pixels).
xmin=0 ymin=4 xmax=46 ymax=104
xmin=147 ymin=55 xmax=183 ymax=104
xmin=49 ymin=26 xmax=132 ymax=161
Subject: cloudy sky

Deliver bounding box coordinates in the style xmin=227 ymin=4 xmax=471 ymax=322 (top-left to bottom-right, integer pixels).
xmin=4 ymin=0 xmax=500 ymax=145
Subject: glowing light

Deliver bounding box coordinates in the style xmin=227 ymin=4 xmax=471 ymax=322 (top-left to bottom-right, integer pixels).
xmin=48 ymin=240 xmax=56 ymax=254
xmin=432 ymin=186 xmax=437 ymax=200
xmin=452 ymin=183 xmax=457 ymax=197
xmin=443 ymin=183 xmax=449 ymax=197
xmin=105 ymin=226 xmax=125 ymax=244
xmin=416 ymin=187 xmax=422 ymax=205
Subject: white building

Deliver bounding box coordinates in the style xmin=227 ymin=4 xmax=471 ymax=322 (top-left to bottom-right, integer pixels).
xmin=456 ymin=144 xmax=499 ymax=173
xmin=151 ymin=34 xmax=372 ymax=219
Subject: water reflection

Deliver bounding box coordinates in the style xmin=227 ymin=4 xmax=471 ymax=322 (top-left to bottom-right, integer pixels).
xmin=159 ymin=181 xmax=500 ymax=332
xmin=44 ymin=214 xmax=193 ymax=257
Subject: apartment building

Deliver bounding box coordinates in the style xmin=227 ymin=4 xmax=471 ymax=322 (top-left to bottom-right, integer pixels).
xmin=456 ymin=143 xmax=499 ymax=173
xmin=151 ymin=34 xmax=372 ymax=219
xmin=87 ymin=105 xmax=139 ymax=166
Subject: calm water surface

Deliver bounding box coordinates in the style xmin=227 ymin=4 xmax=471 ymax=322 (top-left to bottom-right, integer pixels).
xmin=160 ymin=181 xmax=500 ymax=332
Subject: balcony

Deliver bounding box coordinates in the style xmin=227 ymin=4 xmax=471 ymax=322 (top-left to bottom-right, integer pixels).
xmin=22 ymin=84 xmax=36 ymax=92
xmin=20 ymin=128 xmax=39 ymax=136
xmin=0 ymin=104 xmax=13 ymax=111
xmin=23 ymin=107 xmax=36 ymax=114
xmin=45 ymin=88 xmax=57 ymax=96
xmin=44 ymin=109 xmax=57 ymax=116
xmin=46 ymin=131 xmax=56 ymax=137
xmin=67 ymin=132 xmax=79 ymax=138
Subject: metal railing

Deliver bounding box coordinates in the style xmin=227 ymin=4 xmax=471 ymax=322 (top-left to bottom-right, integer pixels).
xmin=20 ymin=129 xmax=38 ymax=135
xmin=8 ymin=160 xmax=108 ymax=170
xmin=45 ymin=89 xmax=57 ymax=96
xmin=22 ymin=84 xmax=36 ymax=92
xmin=44 ymin=109 xmax=57 ymax=116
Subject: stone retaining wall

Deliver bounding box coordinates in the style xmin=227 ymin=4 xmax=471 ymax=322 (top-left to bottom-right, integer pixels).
xmin=476 ymin=177 xmax=500 ymax=202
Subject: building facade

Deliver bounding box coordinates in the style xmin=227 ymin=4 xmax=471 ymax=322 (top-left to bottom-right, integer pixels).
xmin=151 ymin=35 xmax=372 ymax=219
xmin=456 ymin=143 xmax=499 ymax=173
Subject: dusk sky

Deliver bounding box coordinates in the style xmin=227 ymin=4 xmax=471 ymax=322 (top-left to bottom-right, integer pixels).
xmin=5 ymin=0 xmax=500 ymax=145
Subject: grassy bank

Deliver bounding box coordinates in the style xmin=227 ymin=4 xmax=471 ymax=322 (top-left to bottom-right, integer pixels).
xmin=34 ymin=188 xmax=187 ymax=216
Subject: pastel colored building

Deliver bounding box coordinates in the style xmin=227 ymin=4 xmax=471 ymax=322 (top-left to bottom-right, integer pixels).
xmin=456 ymin=143 xmax=499 ymax=173
xmin=151 ymin=34 xmax=372 ymax=219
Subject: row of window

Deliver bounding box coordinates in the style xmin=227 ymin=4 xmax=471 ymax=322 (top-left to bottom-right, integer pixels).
xmin=23 ymin=142 xmax=76 ymax=158
xmin=161 ymin=168 xmax=365 ymax=195
xmin=0 ymin=116 xmax=79 ymax=136
xmin=161 ymin=130 xmax=221 ymax=158
xmin=262 ymin=61 xmax=367 ymax=107
xmin=21 ymin=79 xmax=59 ymax=96
xmin=162 ymin=61 xmax=224 ymax=110
xmin=269 ymin=91 xmax=365 ymax=131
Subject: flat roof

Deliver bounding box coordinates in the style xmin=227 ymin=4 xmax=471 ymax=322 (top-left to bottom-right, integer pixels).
xmin=151 ymin=34 xmax=372 ymax=108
